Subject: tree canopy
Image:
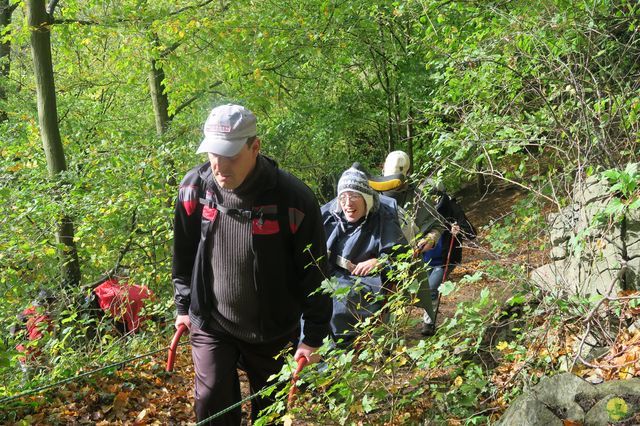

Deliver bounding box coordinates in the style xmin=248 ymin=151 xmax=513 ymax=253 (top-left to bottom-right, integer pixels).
xmin=1 ymin=0 xmax=639 ymax=423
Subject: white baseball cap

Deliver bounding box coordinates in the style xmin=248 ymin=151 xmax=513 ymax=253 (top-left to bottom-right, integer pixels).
xmin=383 ymin=150 xmax=411 ymax=176
xmin=196 ymin=104 xmax=257 ymax=156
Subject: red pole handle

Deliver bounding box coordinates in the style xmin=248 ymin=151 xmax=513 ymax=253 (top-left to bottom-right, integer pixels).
xmin=442 ymin=229 xmax=456 ymax=282
xmin=166 ymin=324 xmax=188 ymax=372
xmin=288 ymin=356 xmax=309 ymax=404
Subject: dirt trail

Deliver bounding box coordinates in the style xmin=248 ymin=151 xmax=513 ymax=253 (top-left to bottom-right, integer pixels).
xmin=439 ymin=184 xmax=527 ymax=318
xmin=401 ymin=182 xmax=530 ymax=342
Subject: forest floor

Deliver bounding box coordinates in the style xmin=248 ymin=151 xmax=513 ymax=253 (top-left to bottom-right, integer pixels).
xmin=2 ymin=181 xmax=539 ymax=425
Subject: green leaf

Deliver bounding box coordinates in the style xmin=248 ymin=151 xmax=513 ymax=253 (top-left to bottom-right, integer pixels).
xmin=507 ymin=295 xmax=526 ymax=306
xmin=606 ymin=397 xmax=628 ymax=421
xmin=460 ymin=272 xmax=483 ymax=284
xmin=362 ymin=395 xmax=376 ymax=413
xmin=439 ymin=280 xmax=457 ymax=296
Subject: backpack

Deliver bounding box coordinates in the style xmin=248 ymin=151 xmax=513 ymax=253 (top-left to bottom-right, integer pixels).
xmin=437 ymin=195 xmax=476 ymax=241
xmin=423 ymin=194 xmax=476 ymax=267
xmin=92 ymin=278 xmax=154 ymax=333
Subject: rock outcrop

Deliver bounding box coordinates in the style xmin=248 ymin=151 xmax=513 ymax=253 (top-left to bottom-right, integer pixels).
xmin=497 ymin=373 xmax=640 ymax=425
xmin=531 ymin=167 xmax=639 ymax=296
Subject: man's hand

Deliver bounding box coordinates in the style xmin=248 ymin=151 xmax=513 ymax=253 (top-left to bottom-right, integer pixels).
xmin=352 ymin=258 xmax=379 ymax=276
xmin=451 ymin=223 xmax=461 ymax=237
xmin=175 ymin=314 xmax=191 ymax=331
xmin=294 ymin=342 xmax=321 ymax=364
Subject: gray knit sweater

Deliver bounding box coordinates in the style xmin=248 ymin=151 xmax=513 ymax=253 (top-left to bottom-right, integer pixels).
xmin=208 ymin=157 xmax=265 ymax=342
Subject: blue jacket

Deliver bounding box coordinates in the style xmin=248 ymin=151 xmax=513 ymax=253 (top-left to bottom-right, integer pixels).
xmin=321 ymin=198 xmax=405 ymax=343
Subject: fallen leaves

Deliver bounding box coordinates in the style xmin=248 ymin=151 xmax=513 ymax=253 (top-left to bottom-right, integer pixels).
xmin=1 ymin=345 xmax=196 ymax=425
xmin=576 ymin=295 xmax=640 ymax=383
xmin=112 ymin=391 xmax=130 ymax=417
xmin=135 ymin=408 xmax=149 ymax=424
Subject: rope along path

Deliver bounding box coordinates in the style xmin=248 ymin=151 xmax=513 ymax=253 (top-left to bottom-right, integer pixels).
xmin=195 ymin=363 xmax=306 ymax=426
xmin=0 ymin=340 xmax=188 ymax=405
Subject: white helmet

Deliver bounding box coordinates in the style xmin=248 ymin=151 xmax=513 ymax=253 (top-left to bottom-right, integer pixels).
xmin=383 ymin=151 xmax=411 ymax=177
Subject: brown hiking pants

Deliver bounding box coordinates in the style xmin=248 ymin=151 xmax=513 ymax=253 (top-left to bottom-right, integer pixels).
xmin=190 ymin=326 xmax=296 ymax=425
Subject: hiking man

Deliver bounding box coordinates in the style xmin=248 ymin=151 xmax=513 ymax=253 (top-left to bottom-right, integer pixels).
xmin=172 ymin=104 xmax=332 ymax=425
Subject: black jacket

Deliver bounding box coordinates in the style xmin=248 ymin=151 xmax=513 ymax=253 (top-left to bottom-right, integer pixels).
xmin=172 ymin=156 xmax=331 ymax=347
xmin=431 ymin=193 xmax=477 ymax=266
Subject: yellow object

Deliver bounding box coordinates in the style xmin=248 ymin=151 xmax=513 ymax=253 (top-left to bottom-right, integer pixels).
xmin=606 ymin=397 xmax=628 ymax=421
xmin=369 ymin=179 xmax=403 ymax=191
xmin=368 ymin=173 xmax=405 ymax=192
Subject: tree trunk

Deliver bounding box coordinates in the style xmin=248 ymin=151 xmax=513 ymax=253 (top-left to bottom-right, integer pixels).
xmin=476 ymin=158 xmax=487 ymax=193
xmin=148 ymin=33 xmax=172 ymax=136
xmin=27 ymin=0 xmax=81 ymax=287
xmin=147 ymin=33 xmax=179 ymax=192
xmin=0 ymin=0 xmax=16 ymax=121
xmin=393 ymin=89 xmax=401 ymax=150
xmin=406 ymin=104 xmax=414 ymax=174
xmin=149 ymin=57 xmax=170 ymax=136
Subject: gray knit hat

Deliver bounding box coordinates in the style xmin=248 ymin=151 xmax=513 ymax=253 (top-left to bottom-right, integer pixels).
xmin=336 ymin=166 xmax=379 ymax=216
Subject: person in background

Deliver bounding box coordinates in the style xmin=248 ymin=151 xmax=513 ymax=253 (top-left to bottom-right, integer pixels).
xmin=172 ymin=104 xmax=332 ymax=425
xmin=11 ymin=290 xmax=54 ymax=380
xmin=374 ymin=151 xmax=445 ymax=336
xmin=322 ymin=165 xmax=405 ymax=347
xmin=422 ymin=181 xmax=477 ymax=302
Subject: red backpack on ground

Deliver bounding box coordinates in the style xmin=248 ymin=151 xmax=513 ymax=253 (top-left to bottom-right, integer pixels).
xmin=93 ymin=278 xmax=154 ymax=333
xmin=15 ymin=305 xmax=54 ymax=363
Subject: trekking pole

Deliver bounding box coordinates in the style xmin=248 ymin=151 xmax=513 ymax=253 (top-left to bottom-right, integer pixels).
xmin=442 ymin=223 xmax=458 ymax=282
xmin=433 ymin=226 xmax=457 ymax=326
xmin=287 ymin=356 xmax=308 ymax=405
xmin=166 ymin=324 xmax=188 ymax=372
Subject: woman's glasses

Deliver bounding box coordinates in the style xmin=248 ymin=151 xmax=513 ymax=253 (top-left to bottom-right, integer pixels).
xmin=339 ymin=192 xmax=363 ymax=203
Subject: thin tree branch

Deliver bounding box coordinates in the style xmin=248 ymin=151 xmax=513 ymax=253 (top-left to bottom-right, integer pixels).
xmin=172 ymin=80 xmax=224 ymax=117
xmin=47 ymin=0 xmax=59 ymax=21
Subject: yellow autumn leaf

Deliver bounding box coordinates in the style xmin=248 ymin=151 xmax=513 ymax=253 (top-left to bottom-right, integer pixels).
xmin=454 ymin=376 xmax=463 ymax=387
xmin=282 ymin=414 xmax=294 ymax=426
xmin=496 ymin=341 xmax=509 ymax=351
xmin=619 ymin=367 xmax=633 ymax=379
xmin=606 ymin=397 xmax=628 ymax=421
xmin=135 ymin=408 xmax=147 ymax=422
